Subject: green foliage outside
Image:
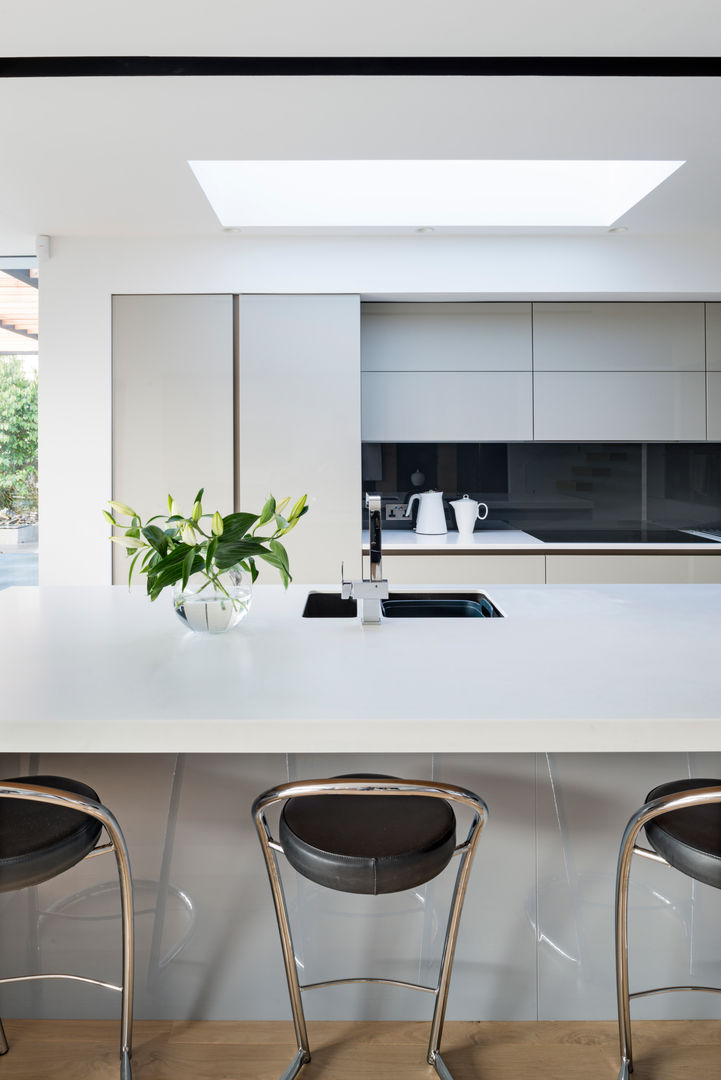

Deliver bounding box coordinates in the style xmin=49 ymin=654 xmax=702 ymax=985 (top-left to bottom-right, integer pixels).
xmin=0 ymin=356 xmax=38 ymax=511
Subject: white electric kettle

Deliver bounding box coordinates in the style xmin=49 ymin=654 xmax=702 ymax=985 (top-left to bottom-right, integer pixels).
xmin=449 ymin=494 xmax=489 ymax=537
xmin=405 ymin=490 xmax=447 ymax=535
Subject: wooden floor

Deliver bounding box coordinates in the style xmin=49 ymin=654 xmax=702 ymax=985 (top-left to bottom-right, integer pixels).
xmin=1 ymin=1018 xmax=720 ymax=1079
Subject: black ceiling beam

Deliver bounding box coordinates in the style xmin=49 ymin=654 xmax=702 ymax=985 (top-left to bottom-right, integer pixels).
xmin=1 ymin=56 xmax=721 ymax=78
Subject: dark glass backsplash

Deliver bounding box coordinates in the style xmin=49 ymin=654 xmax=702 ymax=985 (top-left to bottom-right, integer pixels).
xmin=361 ymin=442 xmax=721 ymax=533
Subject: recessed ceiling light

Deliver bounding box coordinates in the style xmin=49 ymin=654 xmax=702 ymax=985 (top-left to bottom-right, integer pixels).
xmin=188 ymin=159 xmax=684 ymax=229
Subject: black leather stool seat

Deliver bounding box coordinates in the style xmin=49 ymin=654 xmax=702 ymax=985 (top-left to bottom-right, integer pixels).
xmin=0 ymin=775 xmax=103 ymax=894
xmin=645 ymin=778 xmax=721 ymax=890
xmin=279 ymin=776 xmax=456 ymax=895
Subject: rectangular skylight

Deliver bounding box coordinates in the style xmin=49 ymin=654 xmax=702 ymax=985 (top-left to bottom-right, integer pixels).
xmin=188 ymin=159 xmax=684 ymax=229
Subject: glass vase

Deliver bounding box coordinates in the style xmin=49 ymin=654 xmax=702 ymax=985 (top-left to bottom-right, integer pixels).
xmin=173 ymin=567 xmax=253 ymax=634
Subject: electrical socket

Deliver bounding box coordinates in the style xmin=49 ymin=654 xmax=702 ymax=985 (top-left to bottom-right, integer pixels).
xmin=385 ymin=503 xmax=407 ymax=520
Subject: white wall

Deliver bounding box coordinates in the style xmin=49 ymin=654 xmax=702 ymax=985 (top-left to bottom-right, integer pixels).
xmin=39 ymin=231 xmax=721 ymax=584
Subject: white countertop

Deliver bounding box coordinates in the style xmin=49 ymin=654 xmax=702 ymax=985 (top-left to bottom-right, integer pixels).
xmin=362 ymin=529 xmax=721 ymax=554
xmin=2 ymin=583 xmax=720 ymax=755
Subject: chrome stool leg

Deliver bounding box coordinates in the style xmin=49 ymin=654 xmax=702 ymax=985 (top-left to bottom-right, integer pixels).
xmin=0 ymin=782 xmax=135 ymax=1080
xmin=257 ymin=828 xmax=310 ymax=1074
xmin=615 ymin=814 xmax=636 ymax=1080
xmin=254 ymin=778 xmax=487 ymax=1080
xmin=615 ymin=784 xmax=721 ymax=1080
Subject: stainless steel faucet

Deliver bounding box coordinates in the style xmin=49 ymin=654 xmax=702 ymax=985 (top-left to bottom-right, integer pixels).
xmin=341 ymin=494 xmax=389 ymax=624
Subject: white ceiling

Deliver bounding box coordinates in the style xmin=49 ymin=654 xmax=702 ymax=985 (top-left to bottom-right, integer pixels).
xmin=3 ymin=4 xmax=721 ymax=252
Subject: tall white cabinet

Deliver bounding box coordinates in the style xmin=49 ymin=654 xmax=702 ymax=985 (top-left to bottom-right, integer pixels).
xmin=112 ymin=293 xmax=362 ymax=586
xmin=111 ymin=294 xmax=235 ymax=583
xmin=237 ymin=294 xmax=362 ymax=583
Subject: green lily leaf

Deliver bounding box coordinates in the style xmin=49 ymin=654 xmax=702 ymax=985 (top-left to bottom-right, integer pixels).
xmin=269 ymin=539 xmax=290 ymax=574
xmin=181 ymin=546 xmax=196 ymax=591
xmin=141 ymin=524 xmax=169 ymax=556
xmin=102 ymin=510 xmax=117 ymax=526
xmin=127 ymin=549 xmax=142 ymax=588
xmin=221 ymin=512 xmax=259 ymax=542
xmin=214 ymin=537 xmax=265 ymax=570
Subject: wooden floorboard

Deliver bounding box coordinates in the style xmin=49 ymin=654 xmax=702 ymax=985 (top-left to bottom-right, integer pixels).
xmin=0 ymin=1019 xmax=719 ymax=1079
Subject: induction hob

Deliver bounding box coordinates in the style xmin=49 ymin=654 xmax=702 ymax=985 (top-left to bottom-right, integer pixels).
xmin=525 ymin=526 xmax=720 ymax=544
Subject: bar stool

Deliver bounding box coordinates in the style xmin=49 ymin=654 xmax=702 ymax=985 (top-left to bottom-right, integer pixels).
xmin=0 ymin=776 xmax=134 ymax=1080
xmin=615 ymin=778 xmax=721 ymax=1080
xmin=253 ymin=775 xmax=488 ymax=1080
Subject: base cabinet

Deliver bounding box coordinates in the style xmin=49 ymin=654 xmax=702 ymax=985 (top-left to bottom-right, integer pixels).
xmin=378 ymin=553 xmax=721 ymax=585
xmin=379 ymin=554 xmax=546 ymax=585
xmin=545 ymin=554 xmax=721 ymax=584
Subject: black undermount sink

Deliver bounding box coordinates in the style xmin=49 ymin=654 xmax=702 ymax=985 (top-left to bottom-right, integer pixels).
xmin=303 ymin=592 xmax=358 ymax=618
xmin=302 ymin=590 xmax=502 ymax=619
xmin=381 ymin=592 xmax=502 ymax=619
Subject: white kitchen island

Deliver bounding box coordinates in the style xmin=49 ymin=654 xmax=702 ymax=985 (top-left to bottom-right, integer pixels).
xmin=1 ymin=583 xmax=720 ymax=753
xmin=1 ymin=583 xmax=720 ymax=1029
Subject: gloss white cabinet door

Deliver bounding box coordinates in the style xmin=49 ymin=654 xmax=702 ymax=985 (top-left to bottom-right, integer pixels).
xmin=380 ymin=553 xmax=546 ymax=584
xmin=708 ymin=372 xmax=721 ymax=439
xmin=362 ymin=302 xmax=532 ymax=372
xmin=112 ymin=294 xmax=234 ymax=583
xmin=238 ymin=294 xmax=362 ymax=583
xmin=707 ymin=303 xmax=721 ymax=371
xmin=534 ymin=371 xmax=706 ymax=441
xmin=546 ymin=554 xmax=721 ymax=584
xmin=533 ymin=302 xmax=705 ymax=371
xmin=362 ymin=371 xmax=533 ymax=441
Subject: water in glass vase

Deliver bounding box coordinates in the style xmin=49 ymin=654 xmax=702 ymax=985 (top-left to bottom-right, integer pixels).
xmin=173 ymin=569 xmax=253 ymax=634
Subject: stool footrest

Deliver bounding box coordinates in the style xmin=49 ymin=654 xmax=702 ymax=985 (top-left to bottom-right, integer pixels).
xmin=0 ymin=973 xmax=122 ymax=993
xmin=630 ymin=983 xmax=721 ymax=999
xmin=300 ymin=976 xmax=436 ymax=995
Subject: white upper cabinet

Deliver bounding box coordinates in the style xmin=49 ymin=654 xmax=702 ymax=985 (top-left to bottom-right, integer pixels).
xmin=533 ymin=303 xmax=705 ymax=371
xmin=362 ymin=371 xmax=533 ymax=441
xmin=708 ymin=373 xmax=721 ymax=440
xmin=361 ymin=302 xmax=532 ymax=371
xmin=707 ymin=303 xmax=721 ymax=371
xmin=534 ymin=371 xmax=707 ymax=441
xmin=361 ymin=302 xmax=533 ymax=440
xmin=533 ymin=302 xmax=707 ymax=441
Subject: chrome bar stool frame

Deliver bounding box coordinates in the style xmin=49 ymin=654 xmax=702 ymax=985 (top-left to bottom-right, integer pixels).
xmin=0 ymin=780 xmax=134 ymax=1080
xmin=253 ymin=776 xmax=488 ymax=1080
xmin=615 ymin=784 xmax=721 ymax=1080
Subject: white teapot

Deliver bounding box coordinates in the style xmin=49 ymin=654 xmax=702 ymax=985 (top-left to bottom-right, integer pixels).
xmin=449 ymin=495 xmax=489 ymax=537
xmin=405 ymin=490 xmax=447 ymax=535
